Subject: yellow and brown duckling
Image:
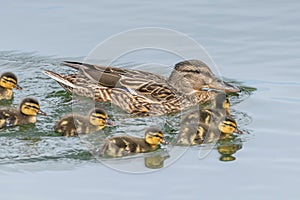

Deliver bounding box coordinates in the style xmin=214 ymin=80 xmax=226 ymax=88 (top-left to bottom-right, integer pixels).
xmin=0 ymin=72 xmax=22 ymax=100
xmin=100 ymin=127 xmax=168 ymax=157
xmin=176 ymin=114 xmax=240 ymax=145
xmin=55 ymin=108 xmax=111 ymax=136
xmin=44 ymin=60 xmax=240 ymax=116
xmin=0 ymin=97 xmax=46 ymax=128
xmin=176 ymin=92 xmax=240 ymax=145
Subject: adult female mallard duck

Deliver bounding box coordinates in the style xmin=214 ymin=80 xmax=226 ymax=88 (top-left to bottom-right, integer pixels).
xmin=0 ymin=97 xmax=46 ymax=128
xmin=54 ymin=108 xmax=111 ymax=136
xmin=44 ymin=60 xmax=240 ymax=116
xmin=100 ymin=127 xmax=168 ymax=157
xmin=0 ymin=72 xmax=22 ymax=100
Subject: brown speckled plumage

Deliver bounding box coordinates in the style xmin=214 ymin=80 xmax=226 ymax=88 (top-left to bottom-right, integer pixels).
xmin=44 ymin=60 xmax=240 ymax=116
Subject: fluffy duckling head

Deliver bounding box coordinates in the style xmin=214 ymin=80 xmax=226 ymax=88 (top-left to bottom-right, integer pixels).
xmin=0 ymin=72 xmax=22 ymax=90
xmin=170 ymin=60 xmax=240 ymax=93
xmin=145 ymin=127 xmax=168 ymax=145
xmin=89 ymin=108 xmax=109 ymax=127
xmin=217 ymin=116 xmax=238 ymax=134
xmin=20 ymin=98 xmax=47 ymax=116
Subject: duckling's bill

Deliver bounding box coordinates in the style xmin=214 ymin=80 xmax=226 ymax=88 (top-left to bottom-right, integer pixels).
xmin=234 ymin=128 xmax=244 ymax=134
xmin=38 ymin=109 xmax=47 ymax=116
xmin=15 ymin=84 xmax=23 ymax=90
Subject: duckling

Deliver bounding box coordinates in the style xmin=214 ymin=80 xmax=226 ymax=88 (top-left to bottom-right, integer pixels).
xmin=0 ymin=72 xmax=22 ymax=100
xmin=0 ymin=97 xmax=46 ymax=128
xmin=176 ymin=114 xmax=240 ymax=145
xmin=55 ymin=108 xmax=110 ymax=136
xmin=100 ymin=127 xmax=168 ymax=157
xmin=44 ymin=60 xmax=240 ymax=116
xmin=191 ymin=92 xmax=231 ymax=127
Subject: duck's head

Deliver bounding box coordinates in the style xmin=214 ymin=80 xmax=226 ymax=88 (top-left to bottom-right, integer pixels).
xmin=169 ymin=60 xmax=240 ymax=93
xmin=145 ymin=127 xmax=168 ymax=145
xmin=20 ymin=98 xmax=47 ymax=116
xmin=218 ymin=116 xmax=238 ymax=134
xmin=89 ymin=108 xmax=111 ymax=127
xmin=0 ymin=72 xmax=22 ymax=90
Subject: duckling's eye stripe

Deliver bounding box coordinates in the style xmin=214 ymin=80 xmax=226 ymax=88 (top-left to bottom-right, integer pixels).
xmin=24 ymin=103 xmax=40 ymax=110
xmin=223 ymin=122 xmax=237 ymax=128
xmin=149 ymin=132 xmax=163 ymax=139
xmin=2 ymin=78 xmax=17 ymax=84
xmin=92 ymin=114 xmax=106 ymax=119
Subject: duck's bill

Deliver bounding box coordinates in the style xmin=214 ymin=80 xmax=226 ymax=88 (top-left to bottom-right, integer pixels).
xmin=15 ymin=84 xmax=23 ymax=90
xmin=208 ymin=78 xmax=240 ymax=93
xmin=38 ymin=110 xmax=47 ymax=116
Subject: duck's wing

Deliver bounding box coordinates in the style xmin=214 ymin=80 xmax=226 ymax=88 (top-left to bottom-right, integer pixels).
xmin=62 ymin=61 xmax=176 ymax=102
xmin=62 ymin=61 xmax=166 ymax=85
xmin=44 ymin=70 xmax=180 ymax=116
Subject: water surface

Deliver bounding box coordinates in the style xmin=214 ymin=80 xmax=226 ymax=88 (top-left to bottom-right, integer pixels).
xmin=1 ymin=1 xmax=300 ymax=200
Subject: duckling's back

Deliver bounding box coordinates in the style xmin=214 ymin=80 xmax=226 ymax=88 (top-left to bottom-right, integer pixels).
xmin=55 ymin=114 xmax=100 ymax=136
xmin=100 ymin=135 xmax=154 ymax=157
xmin=0 ymin=108 xmax=19 ymax=128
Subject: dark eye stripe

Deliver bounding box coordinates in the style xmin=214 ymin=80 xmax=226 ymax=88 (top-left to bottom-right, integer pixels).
xmin=3 ymin=78 xmax=17 ymax=84
xmin=149 ymin=132 xmax=163 ymax=139
xmin=178 ymin=69 xmax=201 ymax=74
xmin=25 ymin=104 xmax=40 ymax=110
xmin=223 ymin=122 xmax=237 ymax=128
xmin=91 ymin=114 xmax=106 ymax=119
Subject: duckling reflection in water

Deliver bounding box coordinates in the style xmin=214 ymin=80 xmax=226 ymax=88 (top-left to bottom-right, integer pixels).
xmin=0 ymin=72 xmax=22 ymax=100
xmin=55 ymin=108 xmax=111 ymax=136
xmin=144 ymin=150 xmax=170 ymax=169
xmin=217 ymin=140 xmax=243 ymax=162
xmin=100 ymin=127 xmax=168 ymax=158
xmin=0 ymin=97 xmax=47 ymax=128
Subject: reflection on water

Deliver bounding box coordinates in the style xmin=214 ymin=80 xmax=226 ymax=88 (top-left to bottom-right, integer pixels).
xmin=0 ymin=51 xmax=254 ymax=172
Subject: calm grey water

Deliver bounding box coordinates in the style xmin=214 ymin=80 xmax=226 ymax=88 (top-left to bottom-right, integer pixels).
xmin=1 ymin=0 xmax=300 ymax=200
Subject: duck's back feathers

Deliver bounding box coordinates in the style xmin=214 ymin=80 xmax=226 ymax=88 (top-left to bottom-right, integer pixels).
xmin=62 ymin=61 xmax=176 ymax=102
